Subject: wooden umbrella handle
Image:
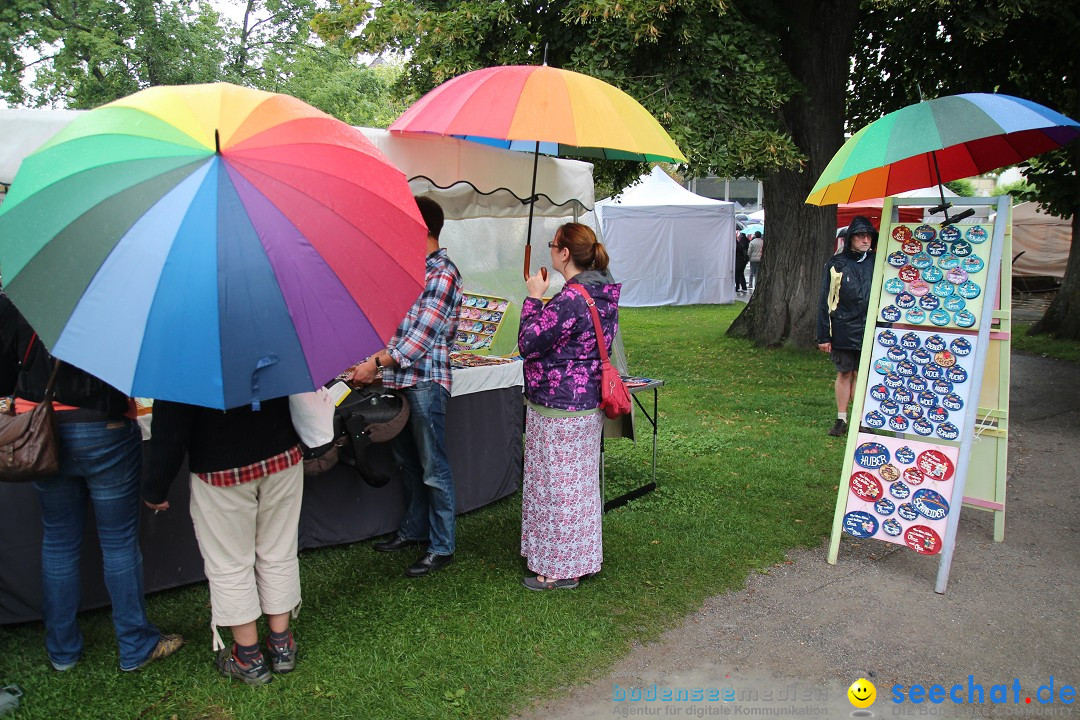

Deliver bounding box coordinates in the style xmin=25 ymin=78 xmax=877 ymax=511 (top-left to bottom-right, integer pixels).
xmin=523 ymin=245 xmax=532 ymax=280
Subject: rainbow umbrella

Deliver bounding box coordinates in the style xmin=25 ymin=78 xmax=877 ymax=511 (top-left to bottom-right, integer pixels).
xmin=0 ymin=82 xmax=427 ymax=409
xmin=807 ymin=93 xmax=1079 ymax=210
xmin=390 ymin=64 xmax=686 ymax=277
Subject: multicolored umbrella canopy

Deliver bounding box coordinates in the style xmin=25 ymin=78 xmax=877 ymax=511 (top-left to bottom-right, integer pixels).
xmin=0 ymin=82 xmax=427 ymax=409
xmin=807 ymin=93 xmax=1079 ymax=206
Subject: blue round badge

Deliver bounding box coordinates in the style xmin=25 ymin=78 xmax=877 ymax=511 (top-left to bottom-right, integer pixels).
xmin=912 ymin=489 xmax=951 ymax=520
xmin=888 ymin=414 xmax=910 ymax=432
xmin=875 ymin=498 xmax=896 ymax=516
xmin=938 ymin=253 xmax=961 ymax=270
xmin=911 ymin=348 xmax=932 ymax=365
xmin=895 ymin=292 xmax=916 ymax=309
xmin=946 ymin=366 xmax=968 ymax=384
xmin=843 ymin=511 xmax=879 ymax=538
xmin=880 ymin=399 xmax=900 ymax=417
xmin=924 ymin=334 xmax=946 ymax=352
xmin=913 ymin=418 xmax=935 ymax=436
xmin=889 ymin=480 xmax=911 ymax=499
xmin=870 ymin=384 xmax=890 ymax=401
xmin=854 ymin=441 xmax=891 ymax=469
xmin=939 ymin=225 xmax=961 ymax=243
xmin=877 ymin=330 xmax=898 ymax=347
xmin=962 ymin=255 xmax=985 ymax=274
xmin=914 ymin=224 xmax=937 ymax=241
xmin=887 ymin=251 xmax=908 ymax=268
xmin=954 ymin=309 xmax=976 ymax=328
xmin=884 ymin=277 xmax=905 ymax=294
xmin=952 ymin=241 xmax=973 ymax=258
xmin=900 ymin=332 xmax=921 ymax=350
xmin=933 ymin=379 xmax=954 ymax=395
xmin=929 ymin=308 xmax=951 ymax=326
xmin=942 ymin=393 xmax=964 ymax=411
xmin=881 ymin=305 xmax=902 ymax=322
xmin=943 ymin=295 xmax=966 ymax=312
xmin=936 ymin=422 xmax=960 ymax=441
xmin=950 ymin=337 xmax=972 ymax=356
xmin=917 ymin=390 xmax=938 ymax=408
xmin=882 ymin=518 xmax=904 ymax=536
xmin=884 ymin=373 xmax=904 ymax=389
xmin=956 ymin=281 xmax=981 ymax=299
xmin=897 ymin=503 xmax=920 ymax=521
xmin=965 ymin=225 xmax=988 ymax=244
xmin=923 ymin=266 xmax=945 ymax=283
xmin=926 ymin=240 xmax=948 ymax=257
xmin=895 ymin=446 xmax=916 ymax=464
xmin=905 ymin=308 xmax=926 ymax=325
xmin=910 ymin=252 xmax=933 ymax=269
xmin=902 ymin=402 xmax=923 ymax=420
xmin=923 ymin=364 xmax=943 ymax=380
xmin=907 ymin=376 xmax=928 ymax=392
xmin=896 ymin=360 xmax=917 ymax=377
xmin=927 ymin=406 xmax=949 ymax=424
xmin=873 ymin=358 xmax=895 ymax=375
xmin=887 ymin=346 xmax=908 ymax=363
xmin=919 ymin=294 xmax=941 ymax=311
xmin=932 ymin=281 xmax=954 ymax=298
xmin=892 ymin=388 xmax=914 ymax=404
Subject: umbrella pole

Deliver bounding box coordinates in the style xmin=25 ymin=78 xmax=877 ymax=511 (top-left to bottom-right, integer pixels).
xmin=928 ymin=151 xmax=975 ymax=227
xmin=524 ymin=140 xmax=541 ymax=280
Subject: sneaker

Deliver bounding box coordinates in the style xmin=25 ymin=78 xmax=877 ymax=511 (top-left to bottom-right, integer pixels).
xmin=216 ymin=646 xmax=272 ymax=686
xmin=828 ymin=419 xmax=848 ymax=437
xmin=121 ymin=633 xmax=183 ymax=671
xmin=266 ymin=631 xmax=297 ymax=674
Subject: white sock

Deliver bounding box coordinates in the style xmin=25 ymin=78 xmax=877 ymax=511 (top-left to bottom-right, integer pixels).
xmin=838 ymin=412 xmax=848 ymax=422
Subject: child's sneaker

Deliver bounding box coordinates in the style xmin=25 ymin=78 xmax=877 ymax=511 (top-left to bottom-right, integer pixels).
xmin=216 ymin=646 xmax=272 ymax=686
xmin=266 ymin=631 xmax=296 ymax=674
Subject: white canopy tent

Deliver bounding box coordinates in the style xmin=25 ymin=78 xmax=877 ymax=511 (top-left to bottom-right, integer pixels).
xmin=1008 ymin=202 xmax=1071 ymax=278
xmin=595 ymin=166 xmax=736 ymax=306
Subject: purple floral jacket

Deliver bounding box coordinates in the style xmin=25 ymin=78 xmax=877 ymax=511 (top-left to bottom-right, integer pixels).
xmin=518 ymin=272 xmax=621 ymax=411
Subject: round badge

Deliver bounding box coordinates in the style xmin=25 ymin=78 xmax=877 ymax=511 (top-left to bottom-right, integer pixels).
xmin=903 ymin=466 xmax=925 ymax=486
xmin=932 ymin=280 xmax=954 ymax=298
xmin=870 ymin=384 xmax=890 ymax=402
xmin=895 ymin=446 xmax=916 ymax=464
xmin=882 ymin=518 xmax=903 ymax=536
xmin=922 ymin=364 xmax=943 ymax=380
xmin=884 ymin=277 xmax=905 ymax=294
xmin=938 ymin=253 xmax=961 ymax=270
xmin=904 ymin=308 xmax=926 ymax=325
xmin=902 ymin=402 xmax=923 ymax=420
xmin=877 ymin=330 xmax=898 ymax=347
xmin=884 ymin=373 xmax=904 ymax=389
xmin=946 ymin=366 xmax=968 ymax=384
xmin=926 ymin=240 xmax=948 ymax=257
xmin=936 ymin=421 xmax=960 ymax=440
xmin=904 ymin=525 xmax=943 ymax=555
xmin=910 ymin=348 xmax=932 ymax=365
xmin=892 ymin=225 xmax=914 ymax=243
xmin=943 ymin=295 xmax=966 ymax=312
xmin=887 ymin=346 xmax=908 ymax=363
xmin=899 ymin=332 xmax=921 ymax=350
xmin=924 ymin=334 xmax=946 ymax=352
xmin=843 ymin=511 xmax=879 ymax=538
xmin=939 ymin=225 xmax=961 ymax=243
xmin=954 ymin=310 xmax=976 ymax=328
xmin=916 ymin=449 xmax=955 ymax=481
xmin=850 ymin=471 xmax=884 ymax=502
xmin=881 ymin=305 xmax=902 ymax=322
xmin=889 ymin=480 xmax=911 ymax=499
xmin=896 ymin=360 xmax=917 ymax=377
xmin=897 ymin=502 xmax=920 ymax=521
xmin=902 ymin=240 xmax=923 ymax=255
xmin=946 ymin=268 xmax=969 ymax=285
xmin=887 ymin=251 xmax=909 ymax=268
xmin=917 ymin=390 xmax=938 ymax=408
xmin=855 ymin=441 xmax=891 ymax=469
xmin=892 ymin=388 xmax=913 ymax=404
xmin=914 ymin=224 xmax=937 ymax=241
xmin=898 ymin=266 xmax=920 ymax=283
xmin=933 ymin=350 xmax=957 ymax=368
xmin=933 ymin=379 xmax=954 ymax=395
xmin=910 ymin=252 xmax=933 ymax=269
xmin=895 ymin=292 xmax=916 ymax=309
xmin=965 ymin=225 xmax=988 ymax=244
xmin=873 ymin=358 xmax=895 ymax=375
xmin=929 ymin=308 xmax=951 ymax=326
xmin=907 ymin=376 xmax=928 ymax=392
xmin=879 ymin=464 xmax=901 ymax=483
xmin=875 ymin=498 xmax=896 ymax=516
xmin=927 ymin=406 xmax=949 ymax=424
xmin=923 ymin=266 xmax=944 ymax=283
xmin=912 ymin=489 xmax=950 ymax=520
xmin=888 ymin=414 xmax=909 ymax=432
xmin=919 ymin=294 xmax=940 ymax=311
xmin=956 ymin=281 xmax=981 ymax=299
xmin=952 ymin=241 xmax=973 ymax=258
xmin=942 ymin=393 xmax=964 ymax=412
xmin=962 ymin=255 xmax=985 ymax=274
xmin=910 ymin=279 xmax=931 ymax=298
xmin=879 ymin=399 xmax=900 ymax=416
xmin=912 ymin=418 xmax=934 ymax=436
xmin=465 ymin=296 xmax=477 ymax=306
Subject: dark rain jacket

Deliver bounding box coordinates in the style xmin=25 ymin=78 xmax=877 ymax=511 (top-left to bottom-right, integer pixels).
xmin=816 ymin=217 xmax=877 ymax=351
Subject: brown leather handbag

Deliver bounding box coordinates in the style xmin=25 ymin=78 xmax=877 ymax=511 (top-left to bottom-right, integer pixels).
xmin=0 ymin=360 xmax=61 ymax=482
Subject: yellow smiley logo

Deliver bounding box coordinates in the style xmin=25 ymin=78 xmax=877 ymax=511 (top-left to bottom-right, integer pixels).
xmin=847 ymin=678 xmax=876 ymax=709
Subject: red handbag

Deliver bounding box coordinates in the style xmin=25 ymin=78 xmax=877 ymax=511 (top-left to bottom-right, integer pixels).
xmin=574 ymin=284 xmax=630 ymax=419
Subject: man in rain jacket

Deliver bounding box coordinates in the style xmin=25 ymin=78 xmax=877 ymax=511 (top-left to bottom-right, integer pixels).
xmin=816 ymin=215 xmax=877 ymax=437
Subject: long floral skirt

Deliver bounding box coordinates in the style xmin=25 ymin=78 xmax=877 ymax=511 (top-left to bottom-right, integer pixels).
xmin=520 ymin=406 xmax=604 ymax=580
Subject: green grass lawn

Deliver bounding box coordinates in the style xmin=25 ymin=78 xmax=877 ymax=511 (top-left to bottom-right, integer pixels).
xmin=1011 ymin=321 xmax=1080 ymax=364
xmin=0 ymin=305 xmax=850 ymax=720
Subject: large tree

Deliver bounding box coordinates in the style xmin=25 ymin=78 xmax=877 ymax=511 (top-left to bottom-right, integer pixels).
xmin=851 ymin=0 xmax=1080 ymax=338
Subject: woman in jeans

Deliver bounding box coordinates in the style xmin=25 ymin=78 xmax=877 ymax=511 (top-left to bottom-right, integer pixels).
xmin=0 ymin=293 xmax=181 ymax=671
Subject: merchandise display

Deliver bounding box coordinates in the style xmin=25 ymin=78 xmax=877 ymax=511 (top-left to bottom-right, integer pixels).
xmin=450 ymin=352 xmax=518 ymax=368
xmin=455 ymin=292 xmax=511 ymax=354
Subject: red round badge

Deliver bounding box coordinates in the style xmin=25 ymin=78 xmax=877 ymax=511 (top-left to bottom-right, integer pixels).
xmin=898 ymin=266 xmax=920 ymax=283
xmin=902 ymin=240 xmax=923 ymax=255
xmin=892 ymin=225 xmax=914 ymax=243
xmin=850 ymin=471 xmax=884 ymax=502
xmin=904 ymin=524 xmax=943 ymax=555
xmin=903 ymin=466 xmax=926 ymax=486
xmin=916 ymin=449 xmax=955 ymax=482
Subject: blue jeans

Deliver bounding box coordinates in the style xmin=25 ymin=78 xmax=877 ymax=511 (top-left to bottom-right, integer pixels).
xmin=33 ymin=419 xmax=160 ymax=670
xmin=392 ymin=382 xmax=456 ymax=556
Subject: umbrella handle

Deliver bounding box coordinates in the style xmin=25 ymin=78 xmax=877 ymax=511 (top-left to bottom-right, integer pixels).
xmin=523 ymin=245 xmax=532 ymax=281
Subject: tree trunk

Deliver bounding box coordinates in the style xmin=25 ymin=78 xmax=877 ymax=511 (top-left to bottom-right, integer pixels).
xmin=1029 ymin=211 xmax=1080 ymax=338
xmin=727 ymin=0 xmax=860 ymax=348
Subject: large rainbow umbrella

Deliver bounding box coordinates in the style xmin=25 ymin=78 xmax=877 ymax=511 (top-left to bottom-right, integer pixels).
xmin=390 ymin=64 xmax=686 ymax=276
xmin=0 ymin=82 xmax=427 ymax=409
xmin=807 ymin=93 xmax=1079 ymax=207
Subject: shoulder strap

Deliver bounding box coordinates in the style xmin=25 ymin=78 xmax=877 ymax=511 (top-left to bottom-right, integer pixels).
xmin=571 ymin=283 xmax=610 ymax=363
xmin=21 ymin=332 xmax=62 ymax=401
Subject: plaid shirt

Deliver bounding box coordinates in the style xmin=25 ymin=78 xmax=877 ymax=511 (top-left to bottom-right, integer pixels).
xmin=383 ymin=248 xmax=462 ymax=393
xmin=197 ymin=444 xmax=302 ymax=488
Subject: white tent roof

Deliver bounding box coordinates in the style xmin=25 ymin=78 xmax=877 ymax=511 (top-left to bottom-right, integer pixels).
xmin=1009 ymin=202 xmax=1071 ymax=278
xmin=600 ymin=166 xmax=729 ymax=209
xmin=0 ymin=109 xmax=594 ymax=220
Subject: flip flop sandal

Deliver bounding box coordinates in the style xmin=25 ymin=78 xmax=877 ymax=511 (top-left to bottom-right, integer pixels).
xmin=521 ymin=575 xmax=579 ymax=591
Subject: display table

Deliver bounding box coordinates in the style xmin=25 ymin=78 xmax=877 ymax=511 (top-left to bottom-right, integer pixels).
xmin=602 ymin=377 xmax=664 ymax=511
xmin=0 ymin=363 xmax=523 ymax=624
